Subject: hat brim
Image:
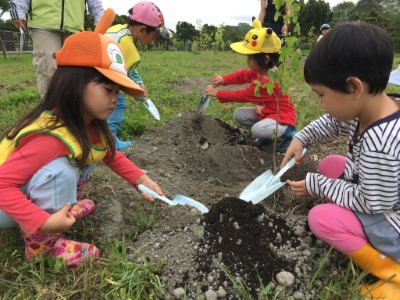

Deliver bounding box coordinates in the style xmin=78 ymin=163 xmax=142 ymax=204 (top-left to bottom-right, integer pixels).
xmin=157 ymin=27 xmax=173 ymax=39
xmin=95 ymin=67 xmax=144 ymax=97
xmin=230 ymin=42 xmax=260 ymax=54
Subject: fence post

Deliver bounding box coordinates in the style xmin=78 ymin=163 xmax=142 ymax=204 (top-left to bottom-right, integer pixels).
xmin=0 ymin=36 xmax=7 ymax=59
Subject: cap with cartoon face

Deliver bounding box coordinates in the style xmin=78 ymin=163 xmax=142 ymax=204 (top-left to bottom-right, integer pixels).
xmin=55 ymin=31 xmax=144 ymax=98
xmin=128 ymin=1 xmax=173 ymax=39
xmin=230 ymin=18 xmax=281 ymax=55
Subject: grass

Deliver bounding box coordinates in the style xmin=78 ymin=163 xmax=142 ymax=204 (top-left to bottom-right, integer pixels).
xmin=1 ymin=50 xmax=400 ymax=299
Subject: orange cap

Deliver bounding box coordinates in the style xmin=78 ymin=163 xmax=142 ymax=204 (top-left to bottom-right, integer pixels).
xmin=55 ymin=31 xmax=144 ymax=98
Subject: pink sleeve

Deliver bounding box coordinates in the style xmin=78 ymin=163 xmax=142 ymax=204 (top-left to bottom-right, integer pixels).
xmin=0 ymin=134 xmax=70 ymax=233
xmin=103 ymin=150 xmax=144 ymax=186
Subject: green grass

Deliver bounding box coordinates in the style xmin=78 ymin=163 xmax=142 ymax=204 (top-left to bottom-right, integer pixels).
xmin=1 ymin=50 xmax=400 ymax=299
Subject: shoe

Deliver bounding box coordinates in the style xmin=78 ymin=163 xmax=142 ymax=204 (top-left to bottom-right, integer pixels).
xmin=254 ymin=138 xmax=268 ymax=146
xmin=115 ymin=136 xmax=133 ymax=151
xmin=21 ymin=229 xmax=99 ymax=267
xmin=277 ymin=125 xmax=296 ymax=153
xmin=70 ymin=199 xmax=96 ymax=219
xmin=349 ymin=243 xmax=400 ymax=299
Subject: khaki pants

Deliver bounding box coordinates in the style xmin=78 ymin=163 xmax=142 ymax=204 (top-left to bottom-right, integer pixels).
xmin=29 ymin=28 xmax=70 ymax=99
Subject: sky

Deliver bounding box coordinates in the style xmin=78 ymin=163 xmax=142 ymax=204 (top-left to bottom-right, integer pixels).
xmin=102 ymin=0 xmax=356 ymax=31
xmin=2 ymin=0 xmax=356 ymax=28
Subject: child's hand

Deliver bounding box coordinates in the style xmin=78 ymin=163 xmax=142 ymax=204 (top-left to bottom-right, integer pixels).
xmin=211 ymin=73 xmax=224 ymax=87
xmin=280 ymin=139 xmax=304 ymax=168
xmin=135 ymin=175 xmax=163 ymax=202
xmin=139 ymin=83 xmax=148 ymax=99
xmin=205 ymin=85 xmax=218 ymax=97
xmin=39 ymin=203 xmax=76 ymax=233
xmin=287 ymin=180 xmax=309 ymax=196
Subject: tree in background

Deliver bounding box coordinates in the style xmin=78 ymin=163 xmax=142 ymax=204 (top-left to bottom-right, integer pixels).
xmin=176 ymin=21 xmax=198 ymax=50
xmin=332 ymin=1 xmax=356 ymax=23
xmin=0 ymin=0 xmax=10 ymax=18
xmin=298 ymin=0 xmax=332 ymax=37
xmin=223 ymin=23 xmax=252 ymax=45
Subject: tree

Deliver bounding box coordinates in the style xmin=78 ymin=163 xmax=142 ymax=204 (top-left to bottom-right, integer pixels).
xmin=298 ymin=0 xmax=332 ymax=36
xmin=0 ymin=0 xmax=10 ymax=17
xmin=332 ymin=1 xmax=356 ymax=23
xmin=175 ymin=21 xmax=197 ymax=49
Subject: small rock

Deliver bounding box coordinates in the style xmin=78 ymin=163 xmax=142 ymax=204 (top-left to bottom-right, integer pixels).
xmin=216 ymin=286 xmax=227 ymax=298
xmin=293 ymin=291 xmax=305 ymax=299
xmin=207 ymin=275 xmax=214 ymax=283
xmin=154 ymin=243 xmax=160 ymax=248
xmin=257 ymin=213 xmax=265 ymax=222
xmin=233 ymin=222 xmax=240 ymax=230
xmin=173 ymin=287 xmax=185 ymax=299
xmin=201 ymin=142 xmax=209 ymax=150
xmin=205 ymin=289 xmax=217 ymax=300
xmin=236 ymin=239 xmax=242 ymax=245
xmin=276 ymin=271 xmax=295 ymax=287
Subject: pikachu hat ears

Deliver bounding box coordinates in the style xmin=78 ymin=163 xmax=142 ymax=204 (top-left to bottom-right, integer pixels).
xmin=230 ymin=17 xmax=281 ymax=54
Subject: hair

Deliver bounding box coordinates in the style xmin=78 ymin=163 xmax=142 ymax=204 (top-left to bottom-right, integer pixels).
xmin=249 ymin=52 xmax=280 ymax=70
xmin=1 ymin=67 xmax=116 ymax=169
xmin=304 ymin=22 xmax=394 ymax=95
xmin=127 ymin=8 xmax=157 ymax=33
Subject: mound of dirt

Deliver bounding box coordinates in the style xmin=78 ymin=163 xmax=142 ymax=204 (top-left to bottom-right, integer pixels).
xmin=88 ymin=112 xmax=332 ymax=299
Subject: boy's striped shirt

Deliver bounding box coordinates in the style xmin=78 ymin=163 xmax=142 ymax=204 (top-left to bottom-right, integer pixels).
xmin=295 ymin=109 xmax=400 ymax=233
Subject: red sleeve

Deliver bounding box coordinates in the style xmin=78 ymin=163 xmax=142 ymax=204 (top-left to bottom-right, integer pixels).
xmin=0 ymin=134 xmax=70 ymax=233
xmin=216 ymin=80 xmax=276 ymax=104
xmin=222 ymin=69 xmax=258 ymax=86
xmin=103 ymin=150 xmax=144 ymax=186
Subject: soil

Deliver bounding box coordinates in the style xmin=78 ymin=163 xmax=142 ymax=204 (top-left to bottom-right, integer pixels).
xmin=83 ymin=111 xmax=344 ymax=299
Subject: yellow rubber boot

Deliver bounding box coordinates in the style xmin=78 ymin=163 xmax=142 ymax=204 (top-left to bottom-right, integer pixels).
xmin=349 ymin=243 xmax=400 ymax=299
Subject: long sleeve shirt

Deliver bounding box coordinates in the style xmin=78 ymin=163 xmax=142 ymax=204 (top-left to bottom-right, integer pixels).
xmin=216 ymin=69 xmax=296 ymax=126
xmin=295 ymin=104 xmax=400 ymax=233
xmin=0 ymin=133 xmax=143 ymax=233
xmin=9 ymin=0 xmax=104 ymax=25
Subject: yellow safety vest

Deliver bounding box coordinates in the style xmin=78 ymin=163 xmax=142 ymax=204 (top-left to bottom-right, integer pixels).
xmin=0 ymin=111 xmax=107 ymax=166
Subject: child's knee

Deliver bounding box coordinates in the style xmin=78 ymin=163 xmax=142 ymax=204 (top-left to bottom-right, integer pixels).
xmin=318 ymin=155 xmax=346 ymax=178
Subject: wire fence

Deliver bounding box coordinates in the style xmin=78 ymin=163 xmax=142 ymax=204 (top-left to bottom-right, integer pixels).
xmin=0 ymin=30 xmax=33 ymax=58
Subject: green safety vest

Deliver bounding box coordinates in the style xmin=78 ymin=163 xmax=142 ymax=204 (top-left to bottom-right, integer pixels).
xmin=28 ymin=0 xmax=86 ymax=33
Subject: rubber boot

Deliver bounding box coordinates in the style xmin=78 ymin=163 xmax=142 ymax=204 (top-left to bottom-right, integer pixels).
xmin=349 ymin=243 xmax=400 ymax=299
xmin=277 ymin=125 xmax=297 ymax=153
xmin=107 ymin=93 xmax=132 ymax=150
xmin=70 ymin=199 xmax=96 ymax=219
xmin=21 ymin=228 xmax=99 ymax=267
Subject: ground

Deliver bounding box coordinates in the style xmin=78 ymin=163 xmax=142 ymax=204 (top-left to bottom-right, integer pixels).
xmin=84 ymin=111 xmax=345 ymax=299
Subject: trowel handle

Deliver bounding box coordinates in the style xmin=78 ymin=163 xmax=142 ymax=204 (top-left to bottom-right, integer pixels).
xmin=276 ymin=148 xmax=309 ymax=179
xmin=137 ymin=184 xmax=176 ymax=205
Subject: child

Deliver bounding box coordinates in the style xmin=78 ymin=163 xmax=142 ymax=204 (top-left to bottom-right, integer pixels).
xmin=205 ymin=18 xmax=296 ymax=153
xmin=0 ymin=30 xmax=163 ymax=267
xmin=281 ymin=22 xmax=400 ymax=298
xmin=106 ymin=1 xmax=172 ymax=150
xmin=317 ymin=23 xmax=330 ymax=42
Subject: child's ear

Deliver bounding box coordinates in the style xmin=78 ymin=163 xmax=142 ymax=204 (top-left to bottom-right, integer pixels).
xmin=138 ymin=25 xmax=147 ymax=33
xmin=264 ymin=55 xmax=270 ymax=64
xmin=346 ymin=77 xmax=364 ymax=96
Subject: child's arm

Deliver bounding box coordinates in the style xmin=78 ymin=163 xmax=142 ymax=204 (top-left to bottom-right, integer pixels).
xmin=221 ymin=69 xmax=259 ymax=86
xmin=295 ymin=114 xmax=352 ymax=147
xmin=104 ymin=151 xmax=163 ymax=202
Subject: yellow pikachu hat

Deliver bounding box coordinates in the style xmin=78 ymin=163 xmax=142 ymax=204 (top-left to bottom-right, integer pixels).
xmin=230 ymin=17 xmax=281 ymax=54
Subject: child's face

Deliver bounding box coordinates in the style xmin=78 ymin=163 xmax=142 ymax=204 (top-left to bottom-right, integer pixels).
xmin=311 ymin=83 xmax=360 ymax=122
xmin=247 ymin=56 xmax=261 ymax=72
xmin=82 ymin=81 xmax=119 ymax=124
xmin=134 ymin=26 xmax=158 ymax=46
xmin=321 ymin=28 xmax=330 ymax=36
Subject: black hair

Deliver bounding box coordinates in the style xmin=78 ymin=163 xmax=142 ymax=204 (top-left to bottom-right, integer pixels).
xmin=249 ymin=52 xmax=280 ymax=70
xmin=127 ymin=8 xmax=157 ymax=33
xmin=304 ymin=22 xmax=394 ymax=95
xmin=1 ymin=67 xmax=116 ymax=169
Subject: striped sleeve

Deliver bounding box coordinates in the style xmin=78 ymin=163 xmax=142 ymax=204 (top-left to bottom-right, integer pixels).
xmin=294 ymin=114 xmax=351 ymax=146
xmin=9 ymin=0 xmax=29 ymax=20
xmin=306 ymin=151 xmax=400 ymax=214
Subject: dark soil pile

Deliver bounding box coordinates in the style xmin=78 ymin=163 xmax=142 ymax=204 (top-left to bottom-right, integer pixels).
xmin=197 ymin=197 xmax=299 ymax=297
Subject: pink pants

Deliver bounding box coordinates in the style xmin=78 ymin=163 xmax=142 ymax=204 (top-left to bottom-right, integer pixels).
xmin=308 ymin=155 xmax=368 ymax=254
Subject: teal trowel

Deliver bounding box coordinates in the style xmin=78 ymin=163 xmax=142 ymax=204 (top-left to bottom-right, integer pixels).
xmin=137 ymin=185 xmax=209 ymax=213
xmin=240 ymin=148 xmax=309 ymax=204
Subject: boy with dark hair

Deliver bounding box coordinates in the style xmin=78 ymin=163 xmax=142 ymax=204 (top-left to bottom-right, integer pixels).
xmin=281 ymin=22 xmax=400 ymax=298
